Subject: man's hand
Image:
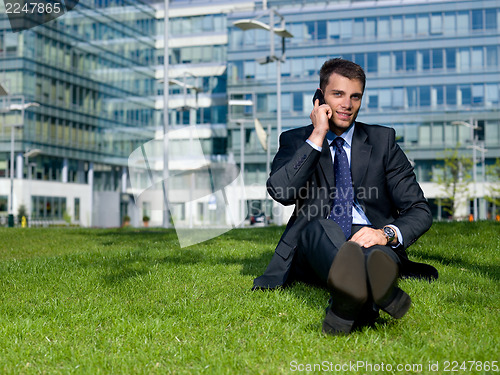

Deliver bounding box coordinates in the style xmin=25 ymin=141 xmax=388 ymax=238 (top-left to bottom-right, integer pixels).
xmin=350 ymin=227 xmax=391 ymax=248
xmin=308 ymin=99 xmax=332 ymax=148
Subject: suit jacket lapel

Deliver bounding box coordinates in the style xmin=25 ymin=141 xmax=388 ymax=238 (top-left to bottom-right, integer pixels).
xmin=318 ymin=137 xmax=334 ymax=189
xmin=351 ymin=123 xmax=372 ymax=189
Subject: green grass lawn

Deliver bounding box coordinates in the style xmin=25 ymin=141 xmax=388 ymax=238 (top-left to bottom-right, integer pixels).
xmin=0 ymin=222 xmax=498 ymax=374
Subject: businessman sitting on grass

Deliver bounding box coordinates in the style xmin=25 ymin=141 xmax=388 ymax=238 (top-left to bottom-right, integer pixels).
xmin=253 ymin=58 xmax=438 ymax=335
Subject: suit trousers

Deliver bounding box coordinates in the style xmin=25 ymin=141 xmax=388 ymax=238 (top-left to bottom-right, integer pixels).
xmin=291 ymin=219 xmax=401 ymax=287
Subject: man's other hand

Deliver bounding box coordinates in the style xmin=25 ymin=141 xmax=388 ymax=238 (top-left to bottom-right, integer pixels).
xmin=350 ymin=227 xmax=389 ymax=248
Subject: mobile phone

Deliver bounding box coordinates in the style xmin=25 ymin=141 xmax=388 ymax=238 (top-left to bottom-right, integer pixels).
xmin=312 ymin=88 xmax=325 ymax=105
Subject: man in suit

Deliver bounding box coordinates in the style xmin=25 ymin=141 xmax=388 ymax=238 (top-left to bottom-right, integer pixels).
xmin=253 ymin=58 xmax=437 ymax=335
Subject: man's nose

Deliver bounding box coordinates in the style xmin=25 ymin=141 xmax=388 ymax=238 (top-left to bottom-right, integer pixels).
xmin=341 ymin=97 xmax=352 ymax=109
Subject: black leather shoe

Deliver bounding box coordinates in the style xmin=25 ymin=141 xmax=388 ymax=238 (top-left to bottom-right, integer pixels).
xmin=366 ymin=250 xmax=411 ymax=319
xmin=322 ymin=304 xmax=355 ymax=336
xmin=323 ymin=241 xmax=368 ymax=335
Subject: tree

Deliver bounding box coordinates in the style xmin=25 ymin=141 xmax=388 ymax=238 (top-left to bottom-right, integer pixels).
xmin=434 ymin=145 xmax=473 ymax=220
xmin=485 ymin=158 xmax=500 ymax=217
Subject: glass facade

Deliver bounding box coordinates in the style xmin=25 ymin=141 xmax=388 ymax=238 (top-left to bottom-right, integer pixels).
xmin=227 ymin=0 xmax=500 ymax=189
xmin=0 ymin=0 xmax=157 ymax=180
xmin=0 ymin=0 xmax=157 ymax=225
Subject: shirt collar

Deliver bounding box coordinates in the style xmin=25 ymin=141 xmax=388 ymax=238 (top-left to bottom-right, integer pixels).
xmin=326 ymin=122 xmax=355 ymax=148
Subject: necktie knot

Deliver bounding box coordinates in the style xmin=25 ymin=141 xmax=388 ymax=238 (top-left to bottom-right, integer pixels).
xmin=334 ymin=137 xmax=344 ymax=149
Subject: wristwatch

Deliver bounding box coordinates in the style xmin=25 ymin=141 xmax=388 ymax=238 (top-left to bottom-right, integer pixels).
xmin=382 ymin=226 xmax=396 ymax=245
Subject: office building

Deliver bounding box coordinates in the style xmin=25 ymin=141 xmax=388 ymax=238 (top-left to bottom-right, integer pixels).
xmin=0 ymin=0 xmax=157 ymax=226
xmin=227 ymin=0 xmax=500 ymax=221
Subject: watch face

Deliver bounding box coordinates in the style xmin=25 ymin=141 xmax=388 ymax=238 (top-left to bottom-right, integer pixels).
xmin=384 ymin=227 xmax=395 ymax=239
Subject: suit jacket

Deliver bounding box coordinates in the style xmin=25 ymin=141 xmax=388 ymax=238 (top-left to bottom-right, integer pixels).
xmin=253 ymin=122 xmax=437 ymax=289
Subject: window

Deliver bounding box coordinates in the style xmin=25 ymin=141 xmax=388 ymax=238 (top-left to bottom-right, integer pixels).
xmin=392 ymin=16 xmax=403 ymax=37
xmin=485 ymin=8 xmax=497 ymax=30
xmin=459 ymin=48 xmax=470 ymax=71
xmin=486 ymin=46 xmax=498 ymax=67
xmin=407 ymin=87 xmax=418 ymax=107
xmin=292 ymin=92 xmax=303 ymax=112
xmin=392 ymin=88 xmax=404 ymax=108
xmin=379 ymin=53 xmax=390 ymax=74
xmin=74 ymin=198 xmax=80 ymax=221
xmin=367 ymin=53 xmax=378 ymax=72
xmin=328 ymin=20 xmax=340 ymax=39
xmin=366 ymin=90 xmax=378 ymax=109
xmin=340 ymin=19 xmax=352 ymax=39
xmin=394 ymin=51 xmax=404 ymax=71
xmin=443 ymin=12 xmax=456 ymax=34
xmin=446 ymin=48 xmax=456 ymax=69
xmin=290 ymin=22 xmax=304 ymax=42
xmin=431 ymin=13 xmax=442 ymax=34
xmin=304 ymin=57 xmax=315 ymax=76
xmin=472 ymin=47 xmax=484 ymax=68
xmin=473 ymin=84 xmax=484 ymax=104
xmin=32 ymin=196 xmax=67 ymax=219
xmin=457 ymin=11 xmax=469 ymax=34
xmin=459 ymin=85 xmax=471 ymax=105
xmin=305 ymin=21 xmax=315 ymax=40
xmin=366 ymin=18 xmax=376 ymax=38
xmin=378 ymin=17 xmax=390 ymax=39
xmin=291 ymin=58 xmax=303 ymax=78
xmin=404 ymin=15 xmax=416 ymax=36
xmin=432 ymin=49 xmax=444 ymax=69
xmin=354 ymin=18 xmax=364 ymax=38
xmin=420 ymin=86 xmax=431 ymax=107
xmin=472 ymin=9 xmax=484 ymax=30
xmin=417 ymin=14 xmax=429 ymax=35
xmin=379 ymin=89 xmax=391 ymax=109
xmin=446 ymin=85 xmax=457 ymax=105
xmin=317 ymin=20 xmax=327 ymax=40
xmin=421 ymin=50 xmax=431 ymax=70
xmin=433 ymin=86 xmax=444 ymax=106
xmin=354 ymin=53 xmax=365 ymax=70
xmin=486 ymin=84 xmax=499 ymax=106
xmin=406 ymin=50 xmax=417 ymax=71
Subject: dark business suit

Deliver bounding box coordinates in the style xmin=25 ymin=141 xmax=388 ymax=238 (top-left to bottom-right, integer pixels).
xmin=254 ymin=122 xmax=437 ymax=290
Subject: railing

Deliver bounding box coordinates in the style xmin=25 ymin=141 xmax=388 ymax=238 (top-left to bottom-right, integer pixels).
xmin=0 ymin=214 xmax=76 ymax=228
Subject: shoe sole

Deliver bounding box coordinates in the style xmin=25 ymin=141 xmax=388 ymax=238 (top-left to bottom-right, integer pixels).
xmin=367 ymin=250 xmax=411 ymax=319
xmin=327 ymin=241 xmax=368 ymax=303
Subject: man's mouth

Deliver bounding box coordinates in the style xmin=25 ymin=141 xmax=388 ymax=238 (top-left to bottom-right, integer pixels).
xmin=336 ymin=111 xmax=351 ymax=120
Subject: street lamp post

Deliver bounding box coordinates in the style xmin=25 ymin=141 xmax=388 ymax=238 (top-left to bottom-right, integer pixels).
xmin=229 ymin=99 xmax=254 ymax=227
xmin=24 ymin=148 xmax=42 ymax=226
xmin=233 ymin=10 xmax=293 ymax=149
xmin=233 ymin=10 xmax=293 ymax=226
xmin=163 ymin=0 xmax=170 ymax=229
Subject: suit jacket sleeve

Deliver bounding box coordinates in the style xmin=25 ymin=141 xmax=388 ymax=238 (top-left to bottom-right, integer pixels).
xmin=266 ymin=128 xmax=321 ymax=205
xmin=384 ymin=128 xmax=432 ymax=248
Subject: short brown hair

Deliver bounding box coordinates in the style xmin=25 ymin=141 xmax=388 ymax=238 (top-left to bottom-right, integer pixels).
xmin=319 ymin=58 xmax=366 ymax=92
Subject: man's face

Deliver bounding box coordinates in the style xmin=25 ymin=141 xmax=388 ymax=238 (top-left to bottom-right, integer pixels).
xmin=323 ymin=73 xmax=364 ymax=135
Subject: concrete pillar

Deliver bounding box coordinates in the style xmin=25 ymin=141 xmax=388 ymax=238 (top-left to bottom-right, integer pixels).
xmin=16 ymin=153 xmax=23 ymax=179
xmin=121 ymin=166 xmax=128 ymax=192
xmin=88 ymin=162 xmax=94 ymax=227
xmin=62 ymin=158 xmax=68 ymax=183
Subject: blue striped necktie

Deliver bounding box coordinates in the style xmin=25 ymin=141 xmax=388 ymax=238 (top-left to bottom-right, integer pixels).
xmin=330 ymin=137 xmax=354 ymax=239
